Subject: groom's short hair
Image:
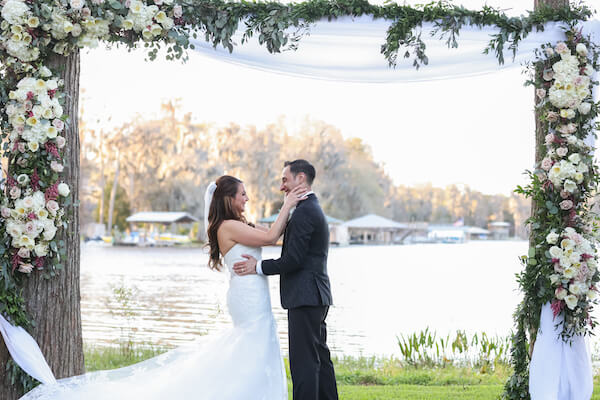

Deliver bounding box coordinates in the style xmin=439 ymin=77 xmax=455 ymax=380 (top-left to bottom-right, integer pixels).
xmin=285 ymin=159 xmax=315 ymax=185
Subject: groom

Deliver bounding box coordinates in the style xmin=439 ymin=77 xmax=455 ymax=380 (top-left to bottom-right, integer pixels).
xmin=233 ymin=159 xmax=338 ymax=400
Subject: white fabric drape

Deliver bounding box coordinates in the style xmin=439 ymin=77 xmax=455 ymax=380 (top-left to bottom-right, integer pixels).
xmin=190 ymin=17 xmax=600 ymax=83
xmin=0 ymin=314 xmax=56 ymax=385
xmin=529 ymin=303 xmax=593 ymax=400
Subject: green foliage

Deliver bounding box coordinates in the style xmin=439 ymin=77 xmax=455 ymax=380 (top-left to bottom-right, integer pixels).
xmin=94 ymin=181 xmax=131 ymax=232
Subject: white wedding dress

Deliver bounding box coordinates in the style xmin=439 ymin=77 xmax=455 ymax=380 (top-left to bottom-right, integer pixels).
xmin=20 ymin=244 xmax=287 ymax=400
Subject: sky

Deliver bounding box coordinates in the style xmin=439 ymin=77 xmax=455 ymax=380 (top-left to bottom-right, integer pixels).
xmin=79 ymin=0 xmax=574 ymax=196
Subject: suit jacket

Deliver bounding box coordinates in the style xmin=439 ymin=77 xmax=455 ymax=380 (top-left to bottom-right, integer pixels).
xmin=261 ymin=194 xmax=333 ymax=309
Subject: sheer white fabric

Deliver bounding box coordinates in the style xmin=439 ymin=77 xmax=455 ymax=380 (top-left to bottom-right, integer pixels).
xmin=529 ymin=303 xmax=593 ymax=400
xmin=190 ymin=17 xmax=600 ymax=83
xmin=19 ymin=244 xmax=287 ymax=400
xmin=0 ymin=314 xmax=56 ymax=385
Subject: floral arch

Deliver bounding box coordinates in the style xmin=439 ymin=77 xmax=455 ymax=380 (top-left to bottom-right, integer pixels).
xmin=0 ymin=0 xmax=598 ymax=399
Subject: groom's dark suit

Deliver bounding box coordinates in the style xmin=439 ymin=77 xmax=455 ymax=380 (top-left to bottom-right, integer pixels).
xmin=261 ymin=193 xmax=338 ymax=400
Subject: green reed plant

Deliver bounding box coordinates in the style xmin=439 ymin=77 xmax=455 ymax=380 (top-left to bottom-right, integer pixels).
xmin=397 ymin=328 xmax=510 ymax=372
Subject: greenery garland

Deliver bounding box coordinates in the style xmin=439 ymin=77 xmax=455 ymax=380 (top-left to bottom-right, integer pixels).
xmin=0 ymin=0 xmax=597 ymax=396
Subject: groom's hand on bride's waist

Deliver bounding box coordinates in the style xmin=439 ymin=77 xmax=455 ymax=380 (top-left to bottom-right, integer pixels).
xmin=233 ymin=255 xmax=257 ymax=276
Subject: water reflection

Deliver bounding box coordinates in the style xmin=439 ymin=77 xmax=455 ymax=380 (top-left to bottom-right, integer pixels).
xmin=81 ymin=241 xmax=530 ymax=357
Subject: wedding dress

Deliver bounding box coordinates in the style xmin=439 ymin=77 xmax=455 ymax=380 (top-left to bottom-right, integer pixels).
xmin=20 ymin=244 xmax=287 ymax=400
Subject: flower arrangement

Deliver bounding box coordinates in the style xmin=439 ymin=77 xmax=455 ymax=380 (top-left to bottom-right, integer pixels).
xmin=0 ymin=0 xmax=183 ymax=280
xmin=505 ymin=29 xmax=600 ymax=400
xmin=529 ymin=34 xmax=600 ymax=339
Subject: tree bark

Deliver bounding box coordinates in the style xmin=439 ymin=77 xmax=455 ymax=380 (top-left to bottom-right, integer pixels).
xmin=0 ymin=50 xmax=84 ymax=399
xmin=108 ymin=150 xmax=120 ymax=234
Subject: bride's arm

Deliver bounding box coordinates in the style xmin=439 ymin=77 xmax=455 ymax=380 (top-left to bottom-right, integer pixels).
xmin=221 ymin=186 xmax=307 ymax=247
xmin=254 ymin=225 xmax=269 ymax=232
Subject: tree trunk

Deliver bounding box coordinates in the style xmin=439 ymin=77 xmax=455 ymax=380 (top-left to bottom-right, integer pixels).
xmin=528 ymin=0 xmax=568 ymax=355
xmin=98 ymin=130 xmax=105 ymax=228
xmin=108 ymin=151 xmax=121 ymax=234
xmin=0 ymin=50 xmax=85 ymax=399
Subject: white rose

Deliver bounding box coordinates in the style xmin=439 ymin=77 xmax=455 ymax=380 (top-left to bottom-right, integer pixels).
xmin=578 ymin=102 xmax=591 ymax=115
xmin=22 ymin=196 xmax=34 ymax=209
xmin=39 ymin=66 xmax=52 ymax=78
xmin=568 ymin=153 xmax=581 ymax=164
xmin=58 ymin=183 xmax=70 ymax=197
xmin=576 ymin=43 xmax=588 ymax=56
xmin=70 ymin=0 xmax=85 ymax=10
xmin=43 ymin=226 xmax=57 ymax=241
xmin=569 ymin=283 xmax=583 ymax=295
xmin=37 ymin=209 xmax=49 ymax=219
xmin=556 ymin=286 xmax=568 ymax=300
xmin=549 ymin=246 xmax=563 ymax=258
xmin=34 ymin=243 xmax=48 ymax=257
xmin=564 ymin=179 xmax=577 ymax=193
xmin=550 ymin=274 xmax=561 ymax=284
xmin=546 ymin=231 xmax=559 ymax=245
xmin=584 ymin=65 xmax=594 ymax=76
xmin=564 ymin=294 xmax=579 ymax=311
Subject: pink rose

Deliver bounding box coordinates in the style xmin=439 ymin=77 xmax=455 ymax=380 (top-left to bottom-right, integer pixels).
xmin=545 ymin=134 xmax=555 ymax=145
xmin=555 ymin=42 xmax=569 ymax=54
xmin=50 ymin=161 xmax=64 ymax=172
xmin=18 ymin=142 xmax=26 ymax=153
xmin=557 ymin=125 xmax=570 ymax=134
xmin=543 ymin=69 xmax=555 ymax=81
xmin=173 ymin=4 xmax=183 ymax=18
xmin=16 ymin=157 xmax=27 ymax=167
xmin=18 ymin=263 xmax=34 ymax=274
xmin=46 ymin=200 xmax=59 ymax=215
xmin=556 ymin=147 xmax=568 ymax=157
xmin=560 ymin=191 xmax=570 ymax=199
xmin=10 ymin=186 xmax=21 ymax=199
xmin=541 ymin=157 xmax=553 ymax=171
xmin=536 ymin=88 xmax=546 ymax=100
xmin=55 ymin=136 xmax=66 ymax=148
xmin=1 ymin=207 xmax=11 ymax=218
xmin=545 ymin=47 xmax=555 ymax=57
xmin=52 ymin=119 xmax=65 ymax=131
xmin=555 ymin=286 xmax=567 ymax=300
xmin=24 ymin=101 xmax=32 ymax=111
xmin=567 ymin=123 xmax=577 ymax=134
xmin=17 ymin=248 xmax=30 ymax=258
xmin=560 ymin=200 xmax=573 ymax=210
xmin=24 ymin=221 xmax=35 ymax=235
xmin=547 ymin=111 xmax=559 ymax=122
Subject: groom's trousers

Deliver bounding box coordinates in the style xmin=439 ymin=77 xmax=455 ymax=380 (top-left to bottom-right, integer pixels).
xmin=288 ymin=306 xmax=339 ymax=400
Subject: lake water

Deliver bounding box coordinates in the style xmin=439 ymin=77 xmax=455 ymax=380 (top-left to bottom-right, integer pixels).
xmin=81 ymin=241 xmax=532 ymax=357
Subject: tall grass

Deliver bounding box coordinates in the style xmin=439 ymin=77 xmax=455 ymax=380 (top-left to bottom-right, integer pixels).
xmin=396 ymin=327 xmax=510 ymax=372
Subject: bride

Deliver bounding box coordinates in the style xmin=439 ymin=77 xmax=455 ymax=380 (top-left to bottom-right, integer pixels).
xmin=20 ymin=175 xmax=307 ymax=400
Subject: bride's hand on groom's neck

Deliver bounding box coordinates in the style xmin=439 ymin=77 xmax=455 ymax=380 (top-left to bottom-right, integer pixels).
xmin=284 ymin=186 xmax=309 ymax=208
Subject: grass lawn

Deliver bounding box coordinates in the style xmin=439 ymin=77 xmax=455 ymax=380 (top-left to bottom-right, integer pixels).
xmin=84 ymin=345 xmax=600 ymax=399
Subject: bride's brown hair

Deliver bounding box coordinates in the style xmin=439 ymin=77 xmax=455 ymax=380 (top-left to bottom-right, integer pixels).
xmin=206 ymin=175 xmax=250 ymax=270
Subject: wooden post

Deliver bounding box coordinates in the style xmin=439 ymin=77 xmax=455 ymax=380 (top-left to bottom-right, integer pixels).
xmin=0 ymin=51 xmax=85 ymax=398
